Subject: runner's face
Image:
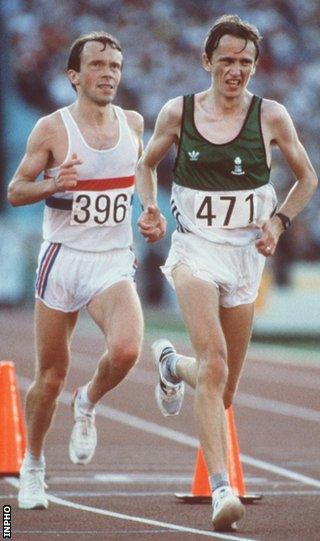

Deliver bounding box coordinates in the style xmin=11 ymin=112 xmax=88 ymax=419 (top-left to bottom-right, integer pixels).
xmin=203 ymin=34 xmax=256 ymax=98
xmin=70 ymin=41 xmax=123 ymax=105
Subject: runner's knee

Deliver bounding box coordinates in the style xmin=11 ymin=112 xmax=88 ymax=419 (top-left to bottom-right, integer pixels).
xmin=108 ymin=341 xmax=141 ymax=372
xmin=197 ymin=348 xmax=228 ymax=390
xmin=37 ymin=367 xmax=67 ymax=399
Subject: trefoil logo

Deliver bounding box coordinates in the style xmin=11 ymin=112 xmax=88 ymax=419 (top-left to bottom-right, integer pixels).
xmin=188 ymin=150 xmax=200 ymax=161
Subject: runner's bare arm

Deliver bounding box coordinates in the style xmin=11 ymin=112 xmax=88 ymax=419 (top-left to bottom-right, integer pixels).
xmin=7 ymin=117 xmax=83 ymax=207
xmin=136 ymin=98 xmax=183 ymax=242
xmin=270 ymin=103 xmax=317 ymax=219
xmin=256 ymin=102 xmax=318 ymax=256
xmin=136 ymin=98 xmax=182 ymax=208
xmin=125 ymin=110 xmax=144 ymax=159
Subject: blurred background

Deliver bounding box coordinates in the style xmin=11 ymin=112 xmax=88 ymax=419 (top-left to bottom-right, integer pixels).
xmin=1 ymin=0 xmax=319 ymax=340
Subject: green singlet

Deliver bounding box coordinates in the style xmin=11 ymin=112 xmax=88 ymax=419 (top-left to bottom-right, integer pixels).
xmin=173 ymin=94 xmax=270 ymax=192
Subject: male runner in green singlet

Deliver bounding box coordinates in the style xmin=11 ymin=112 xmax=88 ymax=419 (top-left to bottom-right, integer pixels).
xmin=136 ymin=15 xmax=317 ymax=531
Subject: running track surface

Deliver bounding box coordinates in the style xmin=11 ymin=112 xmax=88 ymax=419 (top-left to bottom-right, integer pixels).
xmin=1 ymin=307 xmax=319 ymax=541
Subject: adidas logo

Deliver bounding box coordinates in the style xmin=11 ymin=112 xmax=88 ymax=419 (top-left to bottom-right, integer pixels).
xmin=188 ymin=150 xmax=200 ymax=161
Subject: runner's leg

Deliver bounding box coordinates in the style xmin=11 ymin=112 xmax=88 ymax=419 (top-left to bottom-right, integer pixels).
xmin=172 ymin=264 xmax=228 ymax=474
xmin=25 ymin=300 xmax=78 ymax=458
xmin=86 ymin=280 xmax=144 ymax=403
xmin=220 ymin=303 xmax=254 ymax=409
xmin=165 ymin=299 xmax=255 ymax=410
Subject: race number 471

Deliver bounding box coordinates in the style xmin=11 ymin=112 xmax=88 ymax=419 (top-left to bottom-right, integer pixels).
xmin=195 ymin=191 xmax=256 ymax=229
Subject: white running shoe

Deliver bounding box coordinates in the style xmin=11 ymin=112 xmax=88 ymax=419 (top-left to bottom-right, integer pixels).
xmin=69 ymin=389 xmax=97 ymax=465
xmin=152 ymin=339 xmax=185 ymax=417
xmin=212 ymin=486 xmax=245 ymax=531
xmin=18 ymin=467 xmax=48 ymax=509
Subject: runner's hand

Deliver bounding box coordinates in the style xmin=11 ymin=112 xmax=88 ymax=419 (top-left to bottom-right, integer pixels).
xmin=52 ymin=153 xmax=83 ymax=192
xmin=255 ymin=216 xmax=283 ymax=256
xmin=137 ymin=205 xmax=167 ymax=243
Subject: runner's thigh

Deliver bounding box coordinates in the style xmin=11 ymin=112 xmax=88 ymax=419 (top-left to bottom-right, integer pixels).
xmin=87 ymin=280 xmax=143 ymax=344
xmin=34 ymin=299 xmax=78 ymax=374
xmin=172 ymin=264 xmax=226 ymax=355
xmin=219 ymin=302 xmax=254 ymax=393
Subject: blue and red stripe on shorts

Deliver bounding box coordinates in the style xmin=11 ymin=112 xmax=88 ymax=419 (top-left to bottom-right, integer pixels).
xmin=36 ymin=242 xmax=61 ymax=299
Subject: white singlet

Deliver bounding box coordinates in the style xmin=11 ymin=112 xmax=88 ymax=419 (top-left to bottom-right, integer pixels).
xmin=43 ymin=106 xmax=138 ymax=252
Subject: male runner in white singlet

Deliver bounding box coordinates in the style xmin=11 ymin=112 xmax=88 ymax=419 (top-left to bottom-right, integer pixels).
xmin=136 ymin=15 xmax=317 ymax=531
xmin=8 ymin=32 xmax=146 ymax=510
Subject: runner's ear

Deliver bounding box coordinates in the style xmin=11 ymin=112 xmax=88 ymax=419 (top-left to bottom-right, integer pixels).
xmin=67 ymin=69 xmax=80 ymax=89
xmin=201 ymin=52 xmax=212 ymax=72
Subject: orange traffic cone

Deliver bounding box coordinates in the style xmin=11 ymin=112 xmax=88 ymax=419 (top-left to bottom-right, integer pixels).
xmin=0 ymin=361 xmax=27 ymax=476
xmin=191 ymin=447 xmax=211 ymax=498
xmin=175 ymin=447 xmax=211 ymax=502
xmin=226 ymin=406 xmax=262 ymax=503
xmin=175 ymin=406 xmax=262 ymax=503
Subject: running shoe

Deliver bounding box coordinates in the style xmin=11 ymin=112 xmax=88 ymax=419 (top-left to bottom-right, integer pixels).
xmin=152 ymin=339 xmax=185 ymax=416
xmin=212 ymin=486 xmax=245 ymax=531
xmin=18 ymin=467 xmax=48 ymax=509
xmin=69 ymin=388 xmax=97 ymax=465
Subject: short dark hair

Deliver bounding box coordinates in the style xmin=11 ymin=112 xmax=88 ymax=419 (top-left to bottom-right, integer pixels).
xmin=204 ymin=14 xmax=262 ymax=61
xmin=67 ymin=31 xmax=122 ymax=90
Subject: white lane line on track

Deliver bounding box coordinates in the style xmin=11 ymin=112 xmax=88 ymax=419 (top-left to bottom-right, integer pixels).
xmin=48 ymin=474 xmax=192 ymax=484
xmin=129 ymin=365 xmax=320 ymax=392
xmin=16 ymin=376 xmax=320 ymax=489
xmin=34 ymin=491 xmax=181 ymax=497
xmin=242 ymin=364 xmax=320 ymax=391
xmin=6 ymin=478 xmax=258 ymax=541
xmin=36 ymin=475 xmax=319 ymax=488
xmin=235 ymin=393 xmax=320 ymax=422
xmin=11 ymin=530 xmax=202 ymax=537
xmin=59 ymin=352 xmax=320 ymax=422
xmin=240 ymin=456 xmax=320 ymax=489
xmin=127 ymin=366 xmax=320 ymax=423
xmin=145 ymin=330 xmax=320 ymax=368
xmin=6 ymin=489 xmax=320 ymax=500
xmin=247 ymin=343 xmax=320 ymax=368
xmin=256 ymin=490 xmax=320 ymax=496
xmin=132 ymin=371 xmax=320 ymax=424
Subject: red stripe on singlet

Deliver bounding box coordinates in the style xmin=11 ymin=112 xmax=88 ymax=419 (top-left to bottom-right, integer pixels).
xmin=44 ymin=175 xmax=135 ymax=191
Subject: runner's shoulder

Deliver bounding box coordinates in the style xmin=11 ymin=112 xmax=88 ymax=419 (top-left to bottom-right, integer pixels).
xmin=123 ymin=109 xmax=144 ymax=135
xmin=261 ymin=98 xmax=289 ymax=125
xmin=28 ymin=110 xmax=63 ymax=150
xmin=158 ymin=96 xmax=184 ymax=129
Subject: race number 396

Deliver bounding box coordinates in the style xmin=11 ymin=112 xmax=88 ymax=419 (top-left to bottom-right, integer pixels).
xmin=70 ymin=191 xmax=130 ymax=226
xmin=194 ymin=190 xmax=256 ymax=229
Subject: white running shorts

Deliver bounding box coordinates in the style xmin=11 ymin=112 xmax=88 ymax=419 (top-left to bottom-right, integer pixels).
xmin=35 ymin=241 xmax=137 ymax=312
xmin=162 ymin=231 xmax=265 ymax=308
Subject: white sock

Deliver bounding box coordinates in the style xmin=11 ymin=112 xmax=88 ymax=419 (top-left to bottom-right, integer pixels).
xmin=163 ymin=353 xmax=181 ymax=384
xmin=23 ymin=450 xmax=45 ymax=470
xmin=78 ymin=383 xmax=96 ymax=414
xmin=210 ymin=472 xmax=229 ymax=492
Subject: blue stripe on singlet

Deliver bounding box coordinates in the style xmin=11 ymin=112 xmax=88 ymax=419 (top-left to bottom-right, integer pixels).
xmin=45 ymin=197 xmax=72 ymax=210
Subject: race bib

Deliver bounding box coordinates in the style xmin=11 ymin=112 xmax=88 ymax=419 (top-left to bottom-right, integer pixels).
xmin=194 ymin=190 xmax=256 ymax=229
xmin=70 ymin=190 xmax=131 ymax=227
